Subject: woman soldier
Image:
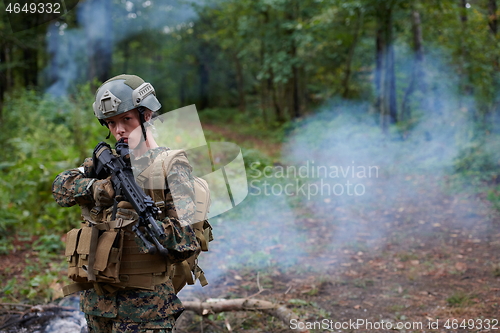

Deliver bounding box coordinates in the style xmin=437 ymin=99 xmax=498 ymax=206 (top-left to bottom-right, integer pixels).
xmin=52 ymin=74 xmax=199 ymax=333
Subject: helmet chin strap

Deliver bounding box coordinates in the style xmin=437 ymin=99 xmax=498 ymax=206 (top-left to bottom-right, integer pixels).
xmin=137 ymin=106 xmax=148 ymax=143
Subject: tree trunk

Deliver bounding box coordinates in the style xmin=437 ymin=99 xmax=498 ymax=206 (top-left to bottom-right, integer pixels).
xmin=489 ymin=0 xmax=498 ymax=35
xmin=0 ymin=44 xmax=6 ymax=121
xmin=488 ymin=0 xmax=499 ymax=121
xmin=401 ymin=9 xmax=425 ymax=123
xmin=6 ymin=46 xmax=13 ymax=92
xmin=270 ymin=72 xmax=284 ymax=122
xmin=300 ymin=66 xmax=308 ymax=114
xmin=460 ymin=0 xmax=467 ymax=23
xmin=292 ymin=64 xmax=300 ymax=118
xmin=180 ymin=73 xmax=187 ymax=106
xmin=260 ymin=52 xmax=268 ymax=124
xmin=374 ymin=23 xmax=383 ymax=116
xmin=234 ymin=53 xmax=246 ymax=113
xmin=260 ymin=9 xmax=270 ymax=124
xmin=260 ymin=81 xmax=268 ymax=124
xmin=458 ymin=0 xmax=472 ymax=102
xmin=23 ymin=46 xmax=38 ymax=87
xmin=198 ymin=61 xmax=209 ymax=109
xmin=286 ymin=0 xmax=300 ymax=119
xmin=385 ymin=9 xmax=397 ymax=125
xmin=122 ymin=41 xmax=130 ymax=74
xmin=342 ymin=8 xmax=363 ymax=99
xmin=375 ymin=3 xmax=397 ymax=131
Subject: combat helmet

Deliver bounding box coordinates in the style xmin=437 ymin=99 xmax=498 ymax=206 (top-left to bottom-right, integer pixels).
xmin=93 ymin=74 xmax=161 ymax=139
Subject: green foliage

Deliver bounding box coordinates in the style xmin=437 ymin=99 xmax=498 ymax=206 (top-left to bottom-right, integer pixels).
xmin=239 ymin=249 xmax=274 ymax=267
xmin=487 ymin=186 xmax=500 ymax=212
xmin=242 ymin=149 xmax=273 ymax=175
xmin=0 ymin=239 xmax=14 ymax=255
xmin=454 ymin=139 xmax=500 ymax=178
xmin=199 ymin=107 xmax=238 ymax=124
xmin=0 ymin=85 xmax=103 ymax=238
xmin=451 ymin=135 xmax=500 ymax=204
xmin=447 ymin=291 xmax=474 ymax=307
xmin=1 ymin=249 xmax=70 ymax=304
xmin=288 ymin=298 xmax=309 ymax=306
xmin=200 ymin=106 xmax=291 ymax=144
xmin=33 ymin=234 xmax=65 ymax=253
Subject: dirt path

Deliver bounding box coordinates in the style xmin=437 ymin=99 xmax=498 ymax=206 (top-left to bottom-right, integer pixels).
xmin=178 ymin=186 xmax=500 ymax=331
xmin=2 ymin=124 xmax=500 ymax=333
xmin=175 ymin=121 xmax=500 ymax=332
xmin=202 ymin=123 xmax=282 ymax=159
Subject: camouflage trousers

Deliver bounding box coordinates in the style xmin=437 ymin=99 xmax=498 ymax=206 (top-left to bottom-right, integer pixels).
xmin=85 ymin=314 xmax=174 ymax=333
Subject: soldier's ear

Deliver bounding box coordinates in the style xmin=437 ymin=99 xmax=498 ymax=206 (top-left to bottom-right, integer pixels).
xmin=144 ymin=109 xmax=153 ymax=122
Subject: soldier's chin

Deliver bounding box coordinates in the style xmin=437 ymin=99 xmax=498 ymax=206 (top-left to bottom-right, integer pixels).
xmin=129 ymin=140 xmax=140 ymax=150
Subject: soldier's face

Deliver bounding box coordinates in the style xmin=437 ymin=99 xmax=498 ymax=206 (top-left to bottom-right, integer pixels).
xmin=105 ymin=109 xmax=142 ymax=146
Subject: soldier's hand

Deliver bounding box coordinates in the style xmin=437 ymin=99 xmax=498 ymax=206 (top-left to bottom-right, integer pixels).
xmin=92 ymin=177 xmax=115 ymax=206
xmin=115 ymin=201 xmax=139 ymax=221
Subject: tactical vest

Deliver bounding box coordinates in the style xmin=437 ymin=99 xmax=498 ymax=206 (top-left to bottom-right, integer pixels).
xmin=136 ymin=149 xmax=212 ymax=293
xmin=63 ymin=149 xmax=212 ymax=296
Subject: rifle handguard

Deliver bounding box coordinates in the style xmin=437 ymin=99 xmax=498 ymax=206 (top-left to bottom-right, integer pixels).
xmin=92 ymin=141 xmax=169 ymax=257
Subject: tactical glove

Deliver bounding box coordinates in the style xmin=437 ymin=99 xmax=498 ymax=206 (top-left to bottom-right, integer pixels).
xmin=115 ymin=201 xmax=139 ymax=221
xmin=92 ymin=178 xmax=115 ymax=206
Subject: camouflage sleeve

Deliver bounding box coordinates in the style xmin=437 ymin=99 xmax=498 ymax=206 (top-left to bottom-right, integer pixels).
xmin=161 ymin=162 xmax=199 ymax=262
xmin=52 ymin=158 xmax=96 ymax=207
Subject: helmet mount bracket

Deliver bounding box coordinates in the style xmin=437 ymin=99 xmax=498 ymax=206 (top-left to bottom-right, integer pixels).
xmin=99 ymin=90 xmax=122 ymax=115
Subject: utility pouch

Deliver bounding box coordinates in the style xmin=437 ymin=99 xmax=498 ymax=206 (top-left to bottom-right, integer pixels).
xmin=169 ymin=219 xmax=212 ymax=294
xmin=76 ymin=226 xmax=99 ymax=281
xmin=93 ymin=229 xmax=123 ymax=283
xmin=65 ymin=228 xmax=83 ymax=282
xmin=192 ymin=220 xmax=213 ymax=252
xmin=64 ymin=223 xmax=123 ymax=287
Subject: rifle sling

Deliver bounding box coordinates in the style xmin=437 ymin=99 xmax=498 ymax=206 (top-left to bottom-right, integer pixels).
xmin=93 ymin=218 xmax=137 ymax=231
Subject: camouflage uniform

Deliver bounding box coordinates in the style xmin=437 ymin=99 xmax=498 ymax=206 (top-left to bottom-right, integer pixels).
xmin=53 ymin=147 xmax=199 ymax=333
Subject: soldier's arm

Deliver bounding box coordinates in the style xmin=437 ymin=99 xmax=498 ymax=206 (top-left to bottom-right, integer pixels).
xmin=52 ymin=158 xmax=96 ymax=207
xmin=161 ymin=162 xmax=199 ymax=261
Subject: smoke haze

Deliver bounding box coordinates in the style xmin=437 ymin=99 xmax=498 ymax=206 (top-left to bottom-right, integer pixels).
xmin=45 ymin=0 xmax=202 ymax=96
xmin=188 ymin=50 xmax=498 ymax=294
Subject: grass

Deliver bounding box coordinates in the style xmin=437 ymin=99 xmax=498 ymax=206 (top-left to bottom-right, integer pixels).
xmin=3 ymin=92 xmax=500 ymax=333
xmin=199 ymin=107 xmax=292 ymax=144
xmin=0 ymin=238 xmax=70 ymax=304
xmin=447 ymin=291 xmax=474 ymax=307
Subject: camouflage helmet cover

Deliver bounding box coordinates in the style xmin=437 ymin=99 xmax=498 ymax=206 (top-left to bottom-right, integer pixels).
xmin=93 ymin=74 xmax=161 ymax=124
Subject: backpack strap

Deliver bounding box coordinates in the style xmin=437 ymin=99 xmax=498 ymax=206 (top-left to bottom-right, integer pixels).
xmin=193 ymin=177 xmax=210 ymax=223
xmin=135 ymin=149 xmax=213 ymax=294
xmin=63 ymin=282 xmax=94 ymax=296
xmin=136 ymin=150 xmax=191 ymax=209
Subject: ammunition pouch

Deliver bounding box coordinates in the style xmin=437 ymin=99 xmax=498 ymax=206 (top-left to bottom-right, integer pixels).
xmin=63 ymin=214 xmax=169 ymax=296
xmin=64 ymin=149 xmax=213 ymax=296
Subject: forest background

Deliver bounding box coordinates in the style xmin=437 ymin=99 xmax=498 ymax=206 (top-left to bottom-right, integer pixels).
xmin=2 ymin=0 xmax=500 ymax=331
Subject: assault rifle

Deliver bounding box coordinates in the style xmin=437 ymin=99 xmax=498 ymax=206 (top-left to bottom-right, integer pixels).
xmin=93 ymin=139 xmax=169 ymax=257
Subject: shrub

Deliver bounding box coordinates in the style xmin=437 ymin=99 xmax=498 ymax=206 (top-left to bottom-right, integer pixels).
xmin=0 ymin=85 xmax=102 ymax=237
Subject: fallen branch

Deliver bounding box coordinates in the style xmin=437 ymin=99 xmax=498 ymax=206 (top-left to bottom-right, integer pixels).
xmin=182 ymin=298 xmax=310 ymax=333
xmin=0 ymin=303 xmax=78 ymax=317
